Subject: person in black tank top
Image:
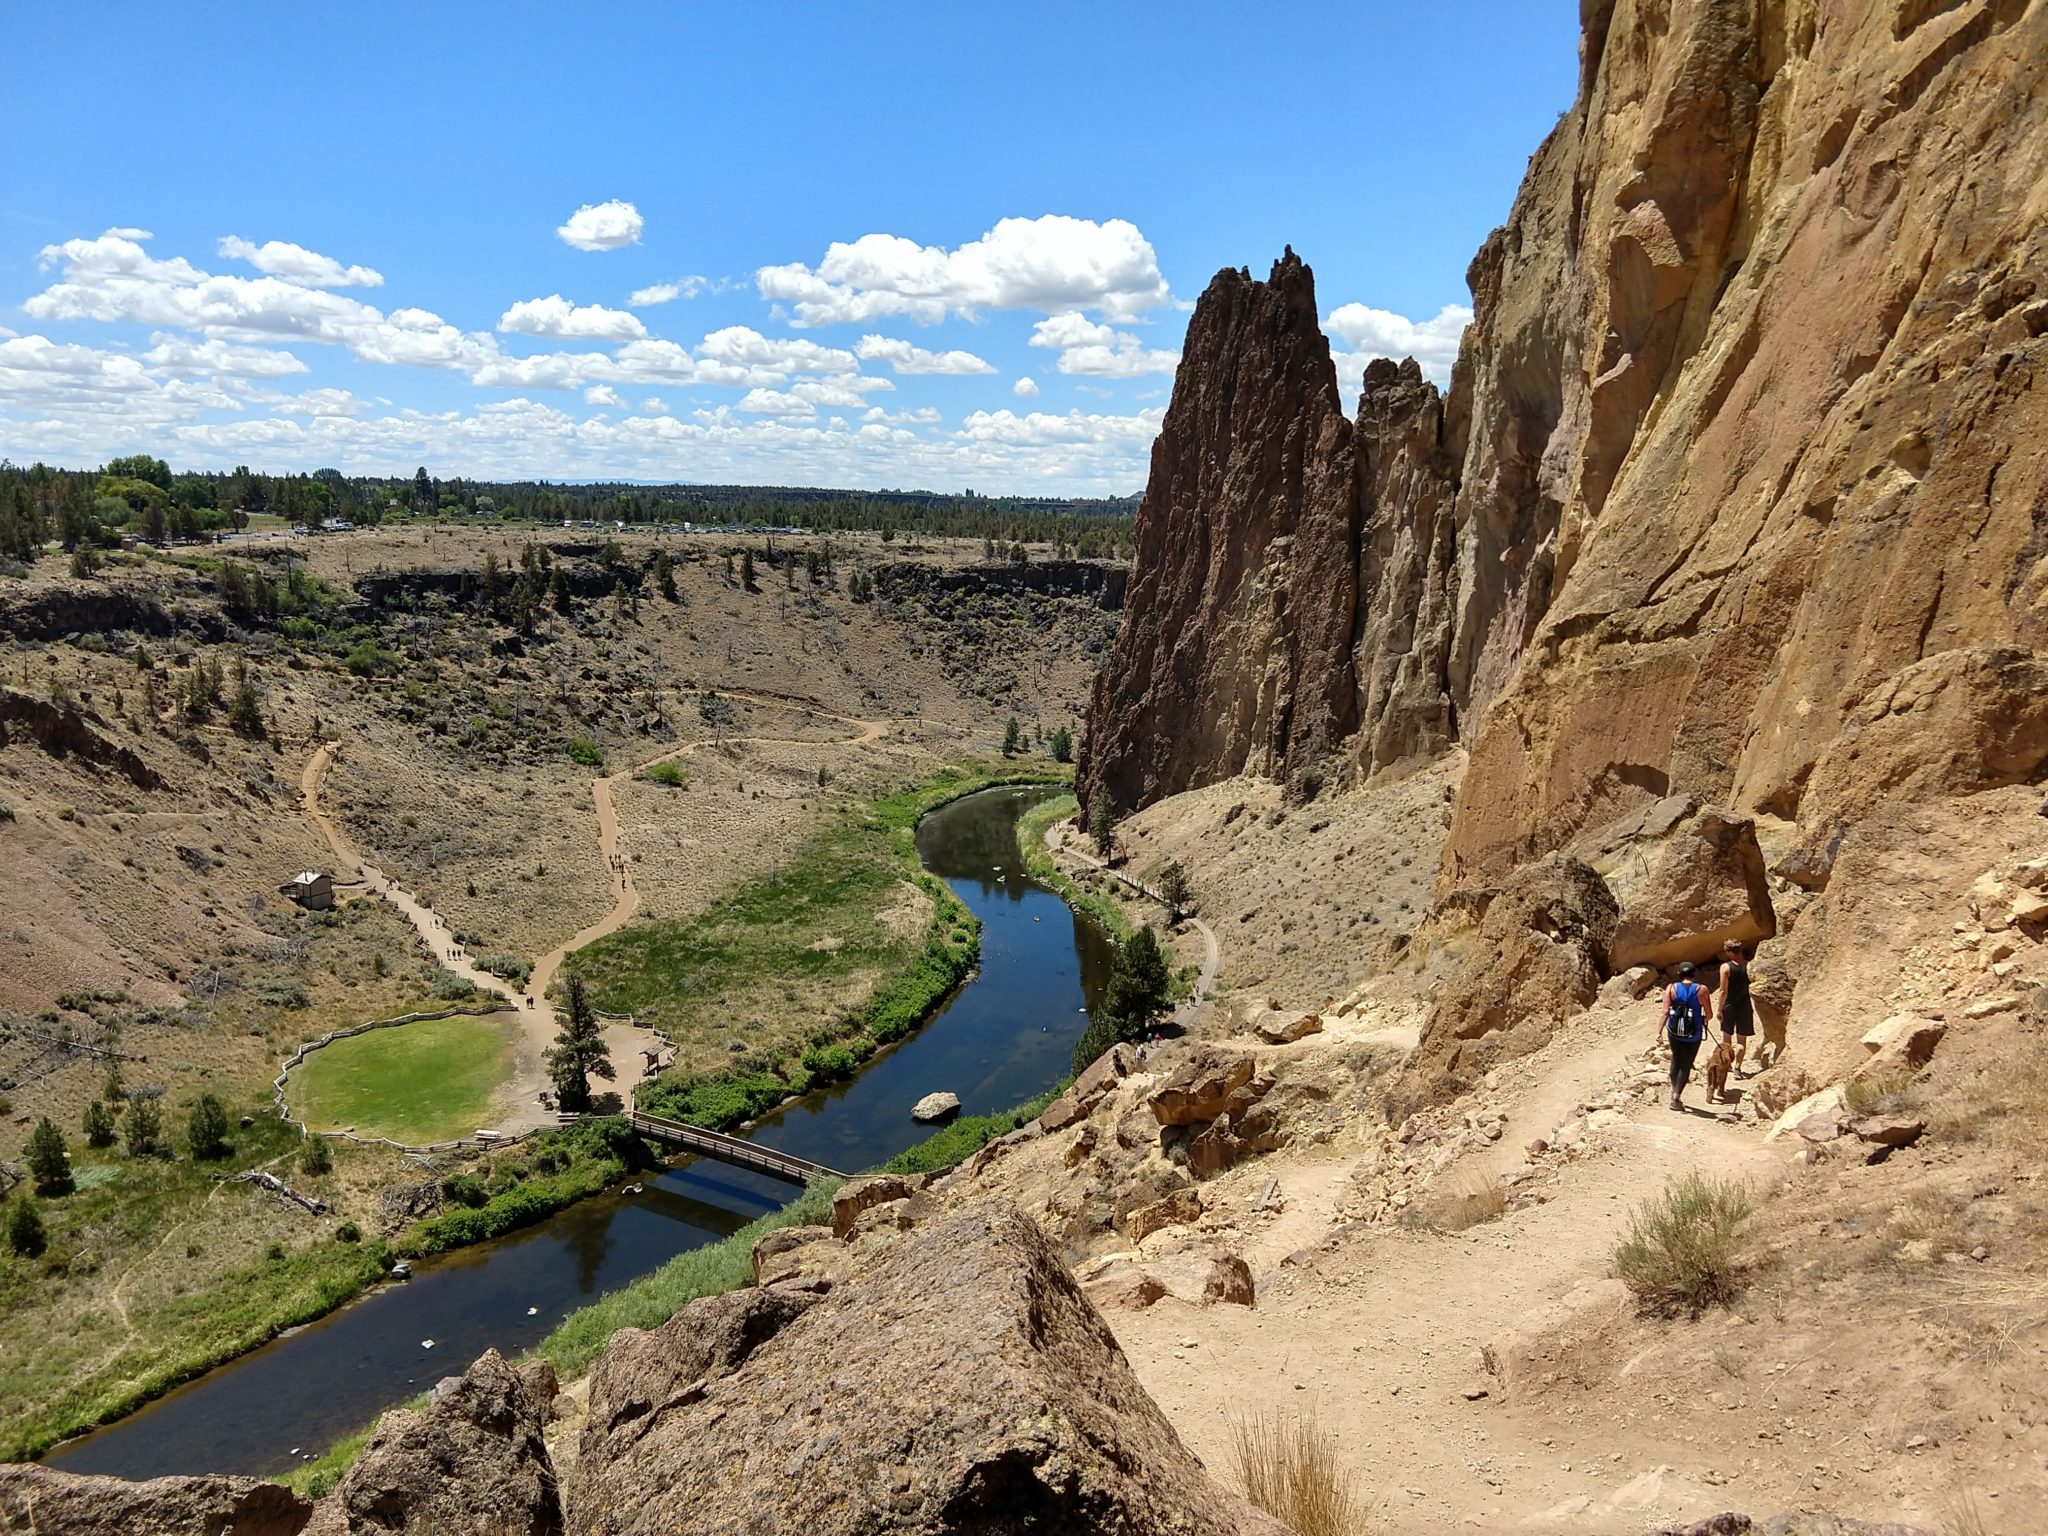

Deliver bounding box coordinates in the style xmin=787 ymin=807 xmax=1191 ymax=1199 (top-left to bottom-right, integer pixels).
xmin=1717 ymin=941 xmax=1755 ymax=1077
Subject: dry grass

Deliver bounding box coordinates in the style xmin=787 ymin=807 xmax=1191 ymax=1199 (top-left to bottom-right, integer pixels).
xmin=1844 ymin=1069 xmax=1917 ymax=1116
xmin=1613 ymin=1172 xmax=1752 ymax=1314
xmin=1230 ymin=1409 xmax=1371 ymax=1536
xmin=1407 ymin=1169 xmax=1507 ymax=1233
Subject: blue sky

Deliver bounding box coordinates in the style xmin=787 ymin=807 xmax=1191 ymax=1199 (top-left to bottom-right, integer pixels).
xmin=0 ymin=3 xmax=1579 ymax=495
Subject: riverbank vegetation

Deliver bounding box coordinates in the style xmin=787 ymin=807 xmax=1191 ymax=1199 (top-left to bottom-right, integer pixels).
xmin=395 ymin=1116 xmax=654 ymax=1257
xmin=287 ymin=1012 xmax=522 ymax=1144
xmin=0 ymin=1098 xmax=394 ymax=1463
xmin=583 ymin=761 xmax=1067 ymax=1131
xmin=1014 ymin=792 xmax=1133 ymax=940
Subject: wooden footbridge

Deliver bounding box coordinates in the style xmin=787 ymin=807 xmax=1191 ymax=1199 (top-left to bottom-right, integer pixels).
xmin=626 ymin=1110 xmax=845 ymax=1185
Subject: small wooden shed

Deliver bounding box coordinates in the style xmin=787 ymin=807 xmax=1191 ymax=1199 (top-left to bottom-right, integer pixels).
xmin=279 ymin=870 xmax=334 ymax=910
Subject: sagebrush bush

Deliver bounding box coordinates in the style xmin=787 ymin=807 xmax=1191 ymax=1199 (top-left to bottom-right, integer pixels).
xmin=1231 ymin=1409 xmax=1367 ymax=1536
xmin=1613 ymin=1172 xmax=1752 ymax=1313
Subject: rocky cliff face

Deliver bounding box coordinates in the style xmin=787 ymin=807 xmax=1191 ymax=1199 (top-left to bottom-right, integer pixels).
xmin=1084 ymin=0 xmax=2048 ymax=878
xmin=1079 ymin=255 xmax=1462 ymax=814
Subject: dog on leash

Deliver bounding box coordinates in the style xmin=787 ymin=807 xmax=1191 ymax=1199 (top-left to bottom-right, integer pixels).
xmin=1704 ymin=1034 xmax=1735 ymax=1103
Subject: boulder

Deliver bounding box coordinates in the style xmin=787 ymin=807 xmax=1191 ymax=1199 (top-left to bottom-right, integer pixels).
xmin=1075 ymin=1253 xmax=1171 ymax=1313
xmin=1037 ymin=1093 xmax=1088 ymax=1133
xmin=0 ymin=1467 xmax=311 ymax=1536
xmin=1249 ymin=1009 xmax=1323 ymax=1045
xmin=303 ymin=1349 xmax=558 ymax=1536
xmin=1591 ymin=798 xmax=1776 ymax=972
xmin=1388 ymin=856 xmax=1619 ymax=1116
xmin=566 ymin=1200 xmax=1290 ymax=1535
xmin=1072 ymin=1043 xmax=1135 ymax=1107
xmin=1123 ymin=1187 xmax=1203 ymax=1242
xmin=1149 ymin=1050 xmax=1256 ymax=1127
xmin=909 ymin=1091 xmax=960 ymax=1122
xmin=1851 ymin=1115 xmax=1926 ymax=1150
xmin=830 ymin=1173 xmax=924 ymax=1240
xmin=1855 ymin=1015 xmax=1946 ymax=1078
xmin=1139 ymin=1249 xmax=1257 ymax=1308
xmin=576 ymin=1287 xmax=818 ymax=1471
xmin=1765 ymin=1085 xmax=1845 ymax=1143
xmin=751 ymin=1224 xmax=854 ymax=1293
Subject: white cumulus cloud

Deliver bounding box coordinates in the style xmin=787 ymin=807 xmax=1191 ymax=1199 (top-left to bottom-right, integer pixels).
xmin=499 ymin=294 xmax=648 ymax=341
xmin=1324 ymin=301 xmax=1472 ymax=387
xmin=145 ymin=336 xmax=310 ymax=378
xmin=628 ymin=276 xmax=707 ymax=306
xmin=1028 ymin=312 xmax=1179 ymax=377
xmin=854 ymin=334 xmax=995 ymax=375
xmin=758 ymin=215 xmax=1173 ymax=327
xmin=737 ymin=388 xmax=817 ymax=418
xmin=1012 ymin=376 xmax=1039 ymax=397
xmin=584 ymin=384 xmax=626 ymax=408
xmin=218 ymin=236 xmax=383 ymax=288
xmin=556 ymin=200 xmax=644 ymax=252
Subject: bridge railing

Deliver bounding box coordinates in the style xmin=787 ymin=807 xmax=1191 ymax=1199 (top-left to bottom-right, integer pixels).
xmin=627 ymin=1110 xmax=843 ymax=1185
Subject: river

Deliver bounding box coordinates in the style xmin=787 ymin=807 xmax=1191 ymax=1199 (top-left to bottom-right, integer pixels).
xmin=48 ymin=783 xmax=1112 ymax=1480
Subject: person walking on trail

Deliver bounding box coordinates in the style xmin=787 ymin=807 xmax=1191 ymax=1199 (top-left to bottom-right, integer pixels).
xmin=1716 ymin=940 xmax=1756 ymax=1078
xmin=1656 ymin=960 xmax=1715 ymax=1111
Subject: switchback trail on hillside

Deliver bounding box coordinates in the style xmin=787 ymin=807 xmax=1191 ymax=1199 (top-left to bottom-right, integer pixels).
xmin=1046 ymin=821 xmax=1221 ymax=1024
xmin=296 ymin=690 xmax=901 ymax=1138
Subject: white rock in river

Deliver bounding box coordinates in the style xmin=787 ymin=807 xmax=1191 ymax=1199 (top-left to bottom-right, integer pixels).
xmin=911 ymin=1091 xmax=961 ymax=1122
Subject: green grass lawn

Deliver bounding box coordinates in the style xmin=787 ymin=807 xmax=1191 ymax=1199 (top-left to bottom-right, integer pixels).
xmin=289 ymin=1013 xmax=521 ymax=1144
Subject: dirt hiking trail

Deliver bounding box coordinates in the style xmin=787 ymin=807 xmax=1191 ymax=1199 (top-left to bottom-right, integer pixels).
xmin=297 ymin=691 xmax=899 ymax=1139
xmin=1111 ymin=1004 xmax=1791 ymax=1533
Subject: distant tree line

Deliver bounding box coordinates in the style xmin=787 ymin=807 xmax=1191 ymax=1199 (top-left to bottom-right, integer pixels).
xmin=1 ymin=457 xmax=1139 ymax=561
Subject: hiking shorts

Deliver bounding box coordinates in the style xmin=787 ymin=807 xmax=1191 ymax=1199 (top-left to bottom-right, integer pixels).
xmin=1724 ymin=1008 xmax=1755 ymax=1038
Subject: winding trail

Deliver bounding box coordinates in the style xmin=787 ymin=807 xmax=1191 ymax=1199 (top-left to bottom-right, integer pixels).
xmin=296 ymin=690 xmax=898 ymax=1136
xmin=1046 ymin=822 xmax=1221 ymax=1025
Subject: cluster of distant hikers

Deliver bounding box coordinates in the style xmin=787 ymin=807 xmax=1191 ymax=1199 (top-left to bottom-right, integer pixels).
xmin=1652 ymin=940 xmax=1757 ymax=1111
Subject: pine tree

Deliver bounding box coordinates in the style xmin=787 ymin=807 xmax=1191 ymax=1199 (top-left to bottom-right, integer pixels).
xmin=654 ymin=550 xmax=677 ymax=602
xmin=740 ymin=550 xmax=756 ymax=590
xmin=1050 ymin=725 xmax=1074 ymax=764
xmin=6 ymin=1200 xmax=45 ymax=1259
xmin=300 ymin=1134 xmax=333 ymax=1177
xmin=125 ymin=1096 xmax=162 ymax=1156
xmin=186 ymin=1093 xmax=231 ymax=1160
xmin=545 ymin=975 xmax=615 ymax=1113
xmin=227 ymin=657 xmax=265 ymax=738
xmin=82 ymin=1099 xmax=116 ymax=1149
xmin=550 ymin=568 xmax=574 ymax=615
xmin=26 ymin=1117 xmax=71 ymax=1194
xmin=1088 ymin=796 xmax=1116 ymax=864
xmin=1002 ymin=717 xmax=1022 ymax=756
xmin=1155 ymin=860 xmax=1193 ymax=921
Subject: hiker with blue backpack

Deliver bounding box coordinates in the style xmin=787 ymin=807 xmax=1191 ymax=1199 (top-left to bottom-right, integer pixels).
xmin=1654 ymin=960 xmax=1716 ymax=1111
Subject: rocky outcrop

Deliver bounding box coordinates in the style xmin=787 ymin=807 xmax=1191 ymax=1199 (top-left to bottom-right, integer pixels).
xmin=1390 ymin=855 xmax=1619 ymax=1116
xmin=0 ymin=1466 xmax=310 ymax=1536
xmin=301 ymin=1350 xmax=561 ymax=1536
xmin=1584 ymin=796 xmax=1776 ymax=971
xmin=0 ymin=689 xmax=166 ymax=791
xmin=1079 ymin=255 xmax=1469 ymax=814
xmin=1082 ymin=1 xmax=2048 ymax=901
xmin=566 ymin=1199 xmax=1288 ymax=1535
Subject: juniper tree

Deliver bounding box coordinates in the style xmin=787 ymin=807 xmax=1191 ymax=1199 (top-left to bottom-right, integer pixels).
xmin=546 ymin=975 xmax=615 ymax=1113
xmin=186 ymin=1093 xmax=231 ymax=1160
xmin=6 ymin=1200 xmax=45 ymax=1259
xmin=27 ymin=1118 xmax=71 ymax=1194
xmin=82 ymin=1099 xmax=116 ymax=1149
xmin=124 ymin=1096 xmax=161 ymax=1156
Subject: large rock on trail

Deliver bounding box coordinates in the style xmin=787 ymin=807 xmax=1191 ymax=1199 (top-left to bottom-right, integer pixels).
xmin=1149 ymin=1049 xmax=1257 ymax=1127
xmin=0 ymin=1466 xmax=311 ymax=1536
xmin=565 ymin=1199 xmax=1289 ymax=1536
xmin=1588 ymin=797 xmax=1776 ymax=971
xmin=1390 ymin=855 xmax=1619 ymax=1115
xmin=302 ymin=1349 xmax=560 ymax=1536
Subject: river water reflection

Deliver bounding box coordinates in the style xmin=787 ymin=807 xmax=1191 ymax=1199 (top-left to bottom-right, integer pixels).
xmin=48 ymin=783 xmax=1109 ymax=1479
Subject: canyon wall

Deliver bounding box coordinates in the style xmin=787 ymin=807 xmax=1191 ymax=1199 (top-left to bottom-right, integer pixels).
xmin=1082 ymin=0 xmax=2048 ymax=877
